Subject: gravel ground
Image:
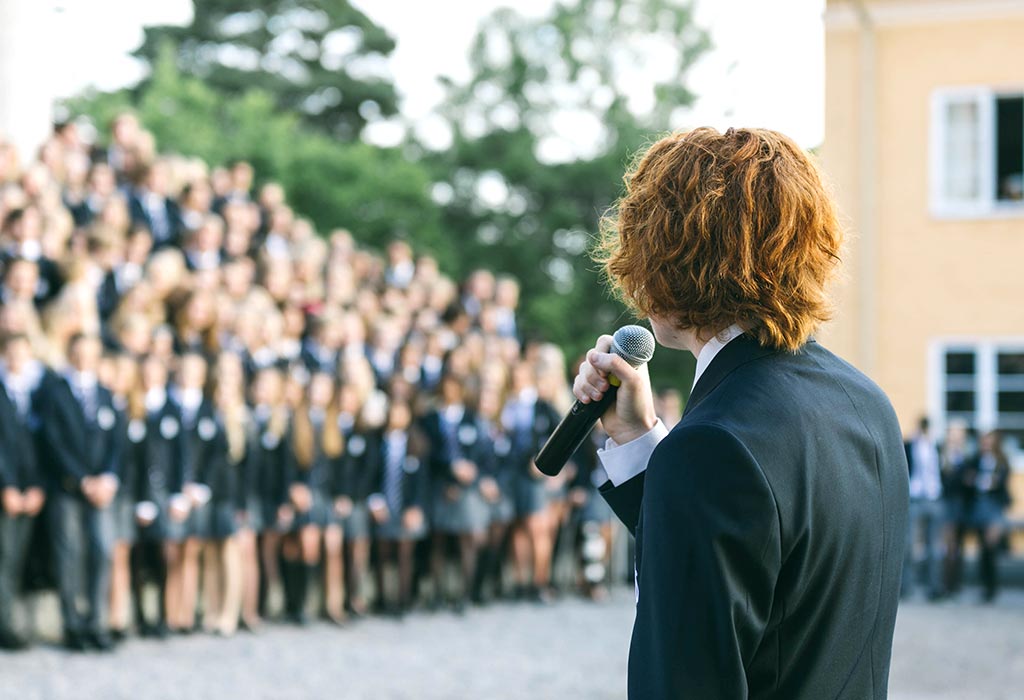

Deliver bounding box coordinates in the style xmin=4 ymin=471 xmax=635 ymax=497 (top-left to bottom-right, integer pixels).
xmin=0 ymin=587 xmax=1021 ymax=699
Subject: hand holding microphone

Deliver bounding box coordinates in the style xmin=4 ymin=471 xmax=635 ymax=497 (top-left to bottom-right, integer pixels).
xmin=535 ymin=325 xmax=656 ymax=476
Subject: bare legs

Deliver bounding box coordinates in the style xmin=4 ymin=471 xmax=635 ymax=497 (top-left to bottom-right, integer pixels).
xmin=323 ymin=524 xmax=346 ymax=624
xmin=200 ymin=537 xmax=242 ymax=635
xmin=347 ymin=537 xmax=370 ymax=615
xmin=236 ymin=528 xmax=261 ymax=629
xmin=108 ymin=541 xmax=131 ymax=633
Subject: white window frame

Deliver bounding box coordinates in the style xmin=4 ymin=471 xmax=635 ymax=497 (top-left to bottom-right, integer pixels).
xmin=929 ymin=86 xmax=1024 ymax=219
xmin=929 ymin=337 xmax=1024 ymax=468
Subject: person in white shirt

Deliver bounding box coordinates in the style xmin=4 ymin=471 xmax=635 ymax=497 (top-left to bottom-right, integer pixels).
xmin=902 ymin=417 xmax=946 ymax=600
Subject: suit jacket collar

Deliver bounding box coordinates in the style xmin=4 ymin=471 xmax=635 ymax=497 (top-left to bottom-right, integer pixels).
xmin=682 ymin=333 xmax=780 ymax=419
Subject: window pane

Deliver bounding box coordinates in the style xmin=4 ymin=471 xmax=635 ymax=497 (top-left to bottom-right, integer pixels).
xmin=946 ymin=391 xmax=975 ymax=412
xmin=943 ymin=99 xmax=982 ymax=202
xmin=996 ymin=429 xmax=1024 ymax=455
xmin=997 ymin=391 xmax=1024 ymax=412
xmin=995 ymin=96 xmax=1024 ymax=202
xmin=997 ymin=352 xmax=1024 ymax=375
xmin=945 ymin=351 xmax=975 ymax=375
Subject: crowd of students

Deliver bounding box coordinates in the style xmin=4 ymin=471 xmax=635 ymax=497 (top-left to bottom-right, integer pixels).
xmin=903 ymin=418 xmax=1016 ymax=603
xmin=0 ymin=114 xmax=668 ymax=653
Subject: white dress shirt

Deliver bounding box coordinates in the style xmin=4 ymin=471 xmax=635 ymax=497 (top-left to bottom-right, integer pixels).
xmin=596 ymin=324 xmax=746 ymax=488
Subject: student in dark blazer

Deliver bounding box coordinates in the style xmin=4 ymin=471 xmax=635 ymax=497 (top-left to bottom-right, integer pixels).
xmin=130 ymin=354 xmax=190 ymax=637
xmin=0 ymin=334 xmax=46 ymax=650
xmin=199 ymin=353 xmax=249 ymax=637
xmin=40 ymin=333 xmax=125 ymax=652
xmin=170 ymin=353 xmax=215 ymax=634
xmin=128 ymin=162 xmax=182 ymax=249
xmin=369 ymin=398 xmax=430 ymax=615
xmin=334 ymin=384 xmax=383 ymax=617
xmin=473 ymin=383 xmax=514 ymax=603
xmin=502 ymin=362 xmax=563 ymax=602
xmin=962 ymin=430 xmax=1011 ymax=602
xmin=246 ymin=367 xmax=292 ymax=619
xmin=422 ymin=372 xmax=495 ymax=613
xmin=98 ymin=351 xmax=138 ymax=642
xmin=283 ymin=372 xmax=343 ymax=624
xmin=573 ymin=128 xmax=908 ymax=699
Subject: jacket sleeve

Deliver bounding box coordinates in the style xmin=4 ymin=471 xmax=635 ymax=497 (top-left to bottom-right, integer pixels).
xmin=630 ymin=423 xmax=780 ymax=700
xmin=102 ymin=398 xmax=126 ymax=480
xmin=0 ymin=398 xmax=13 ymax=489
xmin=599 ymin=474 xmax=645 ymax=537
xmin=353 ymin=432 xmax=383 ymax=499
xmin=42 ymin=388 xmax=88 ymax=485
xmin=172 ymin=421 xmax=190 ymax=493
xmin=422 ymin=416 xmax=455 ymax=485
xmin=474 ymin=420 xmax=497 ymax=478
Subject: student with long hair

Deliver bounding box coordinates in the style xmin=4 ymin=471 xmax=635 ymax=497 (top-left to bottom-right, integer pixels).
xmin=423 ymin=372 xmax=494 ymax=613
xmin=963 ymin=430 xmax=1012 ymax=602
xmin=199 ymin=352 xmax=248 ymax=636
xmin=504 ymin=362 xmax=561 ymax=602
xmin=171 ymin=352 xmax=214 ymax=633
xmin=247 ymin=367 xmax=291 ymax=620
xmin=335 ymin=382 xmax=382 ymax=617
xmin=131 ymin=354 xmax=189 ymax=638
xmin=473 ymin=383 xmax=514 ymax=602
xmin=284 ymin=372 xmax=343 ymax=624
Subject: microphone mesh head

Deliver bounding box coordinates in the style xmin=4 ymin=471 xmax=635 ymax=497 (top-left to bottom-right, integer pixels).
xmin=612 ymin=325 xmax=656 ymax=367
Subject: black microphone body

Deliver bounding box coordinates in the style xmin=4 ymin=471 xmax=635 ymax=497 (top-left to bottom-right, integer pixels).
xmin=534 ymin=325 xmax=655 ymax=477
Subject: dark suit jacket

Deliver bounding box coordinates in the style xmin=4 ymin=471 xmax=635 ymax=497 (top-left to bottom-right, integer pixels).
xmin=128 ymin=191 xmax=182 ymax=248
xmin=601 ymin=335 xmax=908 ymax=699
xmin=0 ymin=381 xmax=42 ymax=490
xmin=370 ymin=427 xmax=430 ymax=513
xmin=335 ymin=427 xmax=382 ymax=502
xmin=421 ymin=408 xmax=495 ymax=489
xmin=39 ymin=374 xmax=125 ymax=494
xmin=129 ymin=400 xmax=190 ymax=503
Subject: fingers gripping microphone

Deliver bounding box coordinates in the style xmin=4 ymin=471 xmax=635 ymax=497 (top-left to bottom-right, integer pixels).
xmin=534 ymin=325 xmax=655 ymax=477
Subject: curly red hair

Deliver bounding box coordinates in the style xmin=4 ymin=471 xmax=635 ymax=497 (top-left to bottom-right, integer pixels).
xmin=597 ymin=127 xmax=843 ymax=352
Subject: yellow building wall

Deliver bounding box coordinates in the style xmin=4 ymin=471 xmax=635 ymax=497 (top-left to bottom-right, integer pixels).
xmin=821 ymin=6 xmax=1024 ymax=436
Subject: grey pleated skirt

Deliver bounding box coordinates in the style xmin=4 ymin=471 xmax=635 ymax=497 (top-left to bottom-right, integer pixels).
xmin=433 ymin=483 xmax=490 ymax=535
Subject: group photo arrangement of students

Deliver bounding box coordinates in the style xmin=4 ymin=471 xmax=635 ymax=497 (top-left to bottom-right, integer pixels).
xmin=0 ymin=114 xmax=688 ymax=653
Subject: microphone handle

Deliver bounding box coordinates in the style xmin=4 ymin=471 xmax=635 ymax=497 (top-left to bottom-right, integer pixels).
xmin=534 ymin=384 xmax=619 ymax=477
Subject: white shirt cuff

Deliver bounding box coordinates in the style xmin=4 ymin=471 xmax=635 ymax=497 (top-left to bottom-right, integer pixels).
xmin=596 ymin=420 xmax=669 ymax=487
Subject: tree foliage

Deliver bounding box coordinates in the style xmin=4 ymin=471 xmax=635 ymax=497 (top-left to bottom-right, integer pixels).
xmin=134 ymin=0 xmax=399 ymax=139
xmin=71 ymin=0 xmax=711 ymax=391
xmin=426 ymin=0 xmax=710 ymax=386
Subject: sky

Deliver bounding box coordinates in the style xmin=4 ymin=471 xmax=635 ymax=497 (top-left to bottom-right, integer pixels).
xmin=47 ymin=0 xmax=826 ymax=148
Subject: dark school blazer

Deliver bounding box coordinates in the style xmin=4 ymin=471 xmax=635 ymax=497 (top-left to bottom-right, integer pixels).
xmin=601 ymin=335 xmax=909 ymax=700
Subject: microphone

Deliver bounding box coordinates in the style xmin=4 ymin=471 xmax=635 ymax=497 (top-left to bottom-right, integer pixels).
xmin=534 ymin=325 xmax=655 ymax=477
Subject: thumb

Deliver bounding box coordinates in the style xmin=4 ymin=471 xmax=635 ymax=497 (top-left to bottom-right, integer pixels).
xmin=587 ymin=350 xmax=638 ymax=387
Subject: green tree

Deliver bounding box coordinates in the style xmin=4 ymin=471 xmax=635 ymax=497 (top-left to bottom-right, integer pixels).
xmin=134 ymin=0 xmax=399 ymax=140
xmin=428 ymin=0 xmax=710 ymax=389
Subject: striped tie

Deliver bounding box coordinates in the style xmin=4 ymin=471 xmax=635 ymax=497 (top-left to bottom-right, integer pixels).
xmin=383 ymin=435 xmax=404 ymax=515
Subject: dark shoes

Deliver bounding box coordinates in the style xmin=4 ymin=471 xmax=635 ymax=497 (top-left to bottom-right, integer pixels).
xmin=0 ymin=627 xmax=28 ymax=651
xmin=86 ymin=630 xmax=115 ymax=652
xmin=139 ymin=622 xmax=169 ymax=639
xmin=62 ymin=630 xmax=89 ymax=652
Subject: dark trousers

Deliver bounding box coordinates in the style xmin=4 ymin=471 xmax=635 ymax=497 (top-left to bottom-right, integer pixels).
xmin=0 ymin=513 xmax=35 ymax=632
xmin=902 ymin=498 xmax=945 ymax=596
xmin=49 ymin=493 xmax=115 ymax=634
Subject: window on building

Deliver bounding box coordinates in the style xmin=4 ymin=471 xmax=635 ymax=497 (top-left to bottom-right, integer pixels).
xmin=931 ymin=88 xmax=1024 ymax=217
xmin=933 ymin=342 xmax=1024 ymax=463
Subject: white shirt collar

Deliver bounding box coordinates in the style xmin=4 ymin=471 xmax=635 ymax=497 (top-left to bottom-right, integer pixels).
xmin=692 ymin=324 xmax=745 ymax=390
xmin=144 ymin=387 xmax=167 ymax=413
xmin=65 ymin=370 xmax=98 ymax=392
